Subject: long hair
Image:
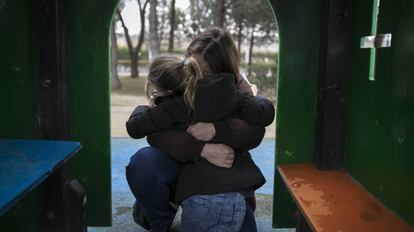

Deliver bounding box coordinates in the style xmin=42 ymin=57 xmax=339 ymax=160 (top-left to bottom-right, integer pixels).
xmin=186 ymin=27 xmax=241 ymax=83
xmin=146 ymin=54 xmax=186 ymax=105
xmin=182 ymin=56 xmax=203 ymax=110
xmin=146 ymin=54 xmax=203 ymax=110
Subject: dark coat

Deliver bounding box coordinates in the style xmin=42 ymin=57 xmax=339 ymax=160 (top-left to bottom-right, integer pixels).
xmin=126 ymin=73 xmax=275 ymax=202
xmin=126 ymin=73 xmax=274 ymax=139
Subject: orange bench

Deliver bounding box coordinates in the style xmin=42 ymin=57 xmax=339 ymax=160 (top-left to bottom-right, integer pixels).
xmin=278 ymin=163 xmax=414 ymax=232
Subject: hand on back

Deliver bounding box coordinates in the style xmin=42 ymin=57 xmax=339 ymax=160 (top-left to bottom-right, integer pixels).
xmin=187 ymin=122 xmax=216 ymax=141
xmin=200 ymin=144 xmax=234 ymax=168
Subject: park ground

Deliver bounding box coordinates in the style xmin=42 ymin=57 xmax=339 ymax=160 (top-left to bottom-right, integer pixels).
xmin=88 ymin=76 xmax=289 ymax=231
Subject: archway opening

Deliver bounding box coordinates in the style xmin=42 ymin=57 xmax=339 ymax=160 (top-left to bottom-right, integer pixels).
xmin=93 ymin=0 xmax=280 ymax=230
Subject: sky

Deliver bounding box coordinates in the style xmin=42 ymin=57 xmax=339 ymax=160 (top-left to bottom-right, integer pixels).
xmin=118 ymin=0 xmax=190 ymax=35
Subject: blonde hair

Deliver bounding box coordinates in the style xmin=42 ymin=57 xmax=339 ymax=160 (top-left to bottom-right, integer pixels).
xmin=182 ymin=56 xmax=203 ymax=110
xmin=146 ymin=54 xmax=203 ymax=111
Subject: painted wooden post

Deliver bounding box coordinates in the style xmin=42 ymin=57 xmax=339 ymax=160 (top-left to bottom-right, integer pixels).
xmin=314 ymin=0 xmax=351 ymax=170
xmin=35 ymin=0 xmax=86 ymax=231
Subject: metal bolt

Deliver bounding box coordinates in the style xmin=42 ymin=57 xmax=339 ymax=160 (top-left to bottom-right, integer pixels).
xmin=338 ymin=11 xmax=349 ymax=20
xmin=43 ymin=78 xmax=52 ymax=88
xmin=12 ymin=67 xmax=22 ymax=74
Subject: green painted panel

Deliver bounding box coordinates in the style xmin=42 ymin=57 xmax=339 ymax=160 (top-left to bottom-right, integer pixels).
xmin=0 ymin=0 xmax=40 ymax=231
xmin=0 ymin=0 xmax=36 ymax=139
xmin=67 ymin=0 xmax=119 ymax=226
xmin=345 ymin=0 xmax=414 ymax=226
xmin=270 ymin=0 xmax=321 ymax=228
xmin=0 ymin=0 xmax=118 ymax=227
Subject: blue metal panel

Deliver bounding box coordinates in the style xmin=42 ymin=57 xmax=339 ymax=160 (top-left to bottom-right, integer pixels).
xmin=0 ymin=140 xmax=81 ymax=216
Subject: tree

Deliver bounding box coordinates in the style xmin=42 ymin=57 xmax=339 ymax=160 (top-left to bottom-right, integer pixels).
xmin=247 ymin=26 xmax=255 ymax=76
xmin=227 ymin=0 xmax=276 ymax=74
xmin=117 ymin=0 xmax=149 ymax=78
xmin=215 ymin=0 xmax=225 ymax=28
xmin=149 ymin=0 xmax=160 ymax=59
xmin=214 ymin=0 xmax=226 ymax=28
xmin=170 ymin=7 xmax=186 ymax=49
xmin=168 ymin=0 xmax=176 ymax=52
xmin=229 ymin=0 xmax=247 ymax=53
xmin=110 ymin=20 xmax=122 ymax=90
xmin=158 ymin=4 xmax=166 ymax=45
xmin=184 ymin=0 xmax=215 ymax=38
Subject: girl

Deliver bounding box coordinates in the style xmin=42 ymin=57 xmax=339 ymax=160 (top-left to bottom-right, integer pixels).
xmin=126 ymin=28 xmax=273 ymax=232
xmin=126 ymin=54 xmax=273 ymax=140
xmin=126 ymin=52 xmax=274 ymax=232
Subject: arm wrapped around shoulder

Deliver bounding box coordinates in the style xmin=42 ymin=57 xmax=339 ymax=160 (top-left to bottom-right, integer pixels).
xmin=213 ymin=118 xmax=265 ymax=152
xmin=126 ymin=96 xmax=191 ymax=139
xmin=234 ymin=91 xmax=275 ymax=127
xmin=126 ymin=105 xmax=158 ymax=139
xmin=147 ymin=130 xmax=205 ymax=163
xmin=126 ymin=104 xmax=175 ymax=139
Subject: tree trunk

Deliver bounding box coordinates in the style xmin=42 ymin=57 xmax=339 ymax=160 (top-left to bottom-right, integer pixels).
xmin=131 ymin=50 xmax=139 ymax=78
xmin=149 ymin=0 xmax=160 ymax=59
xmin=117 ymin=9 xmax=136 ymax=78
xmin=248 ymin=26 xmax=255 ymax=76
xmin=135 ymin=0 xmax=150 ymax=78
xmin=237 ymin=21 xmax=243 ymax=55
xmin=159 ymin=12 xmax=166 ymax=45
xmin=135 ymin=14 xmax=145 ymax=78
xmin=168 ymin=0 xmax=176 ymax=52
xmin=215 ymin=0 xmax=225 ymax=28
xmin=110 ymin=21 xmax=122 ymax=90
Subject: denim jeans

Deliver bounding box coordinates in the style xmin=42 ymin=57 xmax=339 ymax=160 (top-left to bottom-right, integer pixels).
xmin=126 ymin=147 xmax=181 ymax=231
xmin=181 ymin=192 xmax=246 ymax=232
xmin=126 ymin=146 xmax=257 ymax=232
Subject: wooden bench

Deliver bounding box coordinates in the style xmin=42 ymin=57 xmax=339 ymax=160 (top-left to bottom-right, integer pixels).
xmin=0 ymin=139 xmax=82 ymax=216
xmin=278 ymin=163 xmax=414 ymax=232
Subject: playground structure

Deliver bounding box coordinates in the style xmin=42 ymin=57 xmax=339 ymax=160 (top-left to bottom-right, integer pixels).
xmin=0 ymin=0 xmax=413 ymax=231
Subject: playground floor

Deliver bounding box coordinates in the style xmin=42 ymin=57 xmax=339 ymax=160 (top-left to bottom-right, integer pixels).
xmin=88 ymin=138 xmax=293 ymax=232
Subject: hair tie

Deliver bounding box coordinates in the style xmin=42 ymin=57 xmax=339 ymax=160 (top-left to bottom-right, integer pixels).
xmin=179 ymin=59 xmax=186 ymax=67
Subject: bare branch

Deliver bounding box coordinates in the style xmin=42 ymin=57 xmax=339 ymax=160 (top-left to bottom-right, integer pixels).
xmin=117 ymin=9 xmax=133 ymax=54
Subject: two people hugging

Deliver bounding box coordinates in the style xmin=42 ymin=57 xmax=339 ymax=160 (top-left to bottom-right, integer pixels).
xmin=125 ymin=28 xmax=275 ymax=232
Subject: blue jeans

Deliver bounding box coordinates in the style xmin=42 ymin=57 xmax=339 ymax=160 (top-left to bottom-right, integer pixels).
xmin=181 ymin=192 xmax=246 ymax=232
xmin=126 ymin=147 xmax=181 ymax=231
xmin=126 ymin=146 xmax=257 ymax=232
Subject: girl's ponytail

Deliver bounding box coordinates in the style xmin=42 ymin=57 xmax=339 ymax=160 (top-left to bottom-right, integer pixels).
xmin=183 ymin=56 xmax=203 ymax=111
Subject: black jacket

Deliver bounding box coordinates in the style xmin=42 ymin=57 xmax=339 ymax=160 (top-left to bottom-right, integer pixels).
xmin=126 ymin=73 xmax=274 ymax=139
xmin=126 ymin=73 xmax=275 ymax=202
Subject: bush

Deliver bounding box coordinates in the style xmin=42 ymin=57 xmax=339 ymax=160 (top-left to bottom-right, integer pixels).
xmin=116 ymin=53 xmax=278 ymax=102
xmin=160 ymin=48 xmax=186 ymax=54
xmin=251 ymin=51 xmax=278 ymax=59
xmin=241 ymin=62 xmax=276 ymax=69
xmin=117 ymin=47 xmax=187 ymax=60
xmin=246 ymin=62 xmax=277 ymax=102
xmin=118 ymin=48 xmax=278 ymax=62
xmin=118 ymin=59 xmax=149 ymax=65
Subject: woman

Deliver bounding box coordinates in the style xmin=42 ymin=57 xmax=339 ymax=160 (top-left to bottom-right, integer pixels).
xmin=126 ymin=28 xmax=274 ymax=231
